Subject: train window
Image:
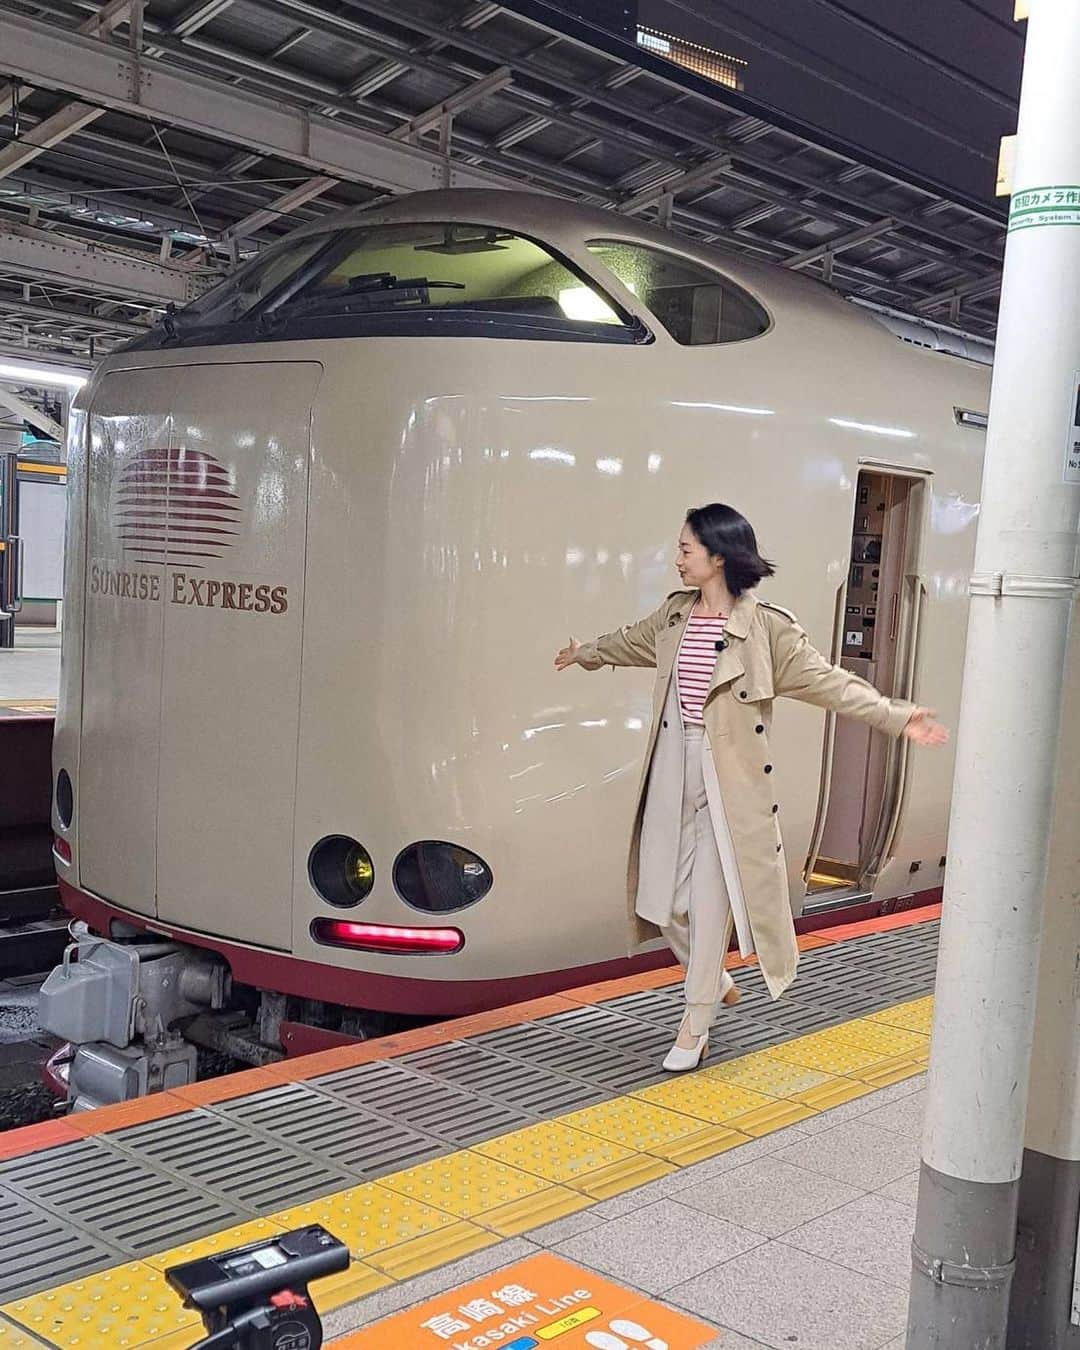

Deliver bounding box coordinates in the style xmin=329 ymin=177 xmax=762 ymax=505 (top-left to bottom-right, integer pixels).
xmin=144 ymin=223 xmax=644 ymax=348
xmin=586 ymin=241 xmax=769 ymax=345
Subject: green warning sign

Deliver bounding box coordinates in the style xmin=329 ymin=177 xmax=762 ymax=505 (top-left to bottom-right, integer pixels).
xmin=1009 ymin=186 xmax=1080 ymax=231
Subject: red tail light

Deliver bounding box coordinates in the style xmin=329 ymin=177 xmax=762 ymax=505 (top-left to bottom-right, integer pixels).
xmin=310 ymin=919 xmax=464 ymax=954
xmin=53 ymin=837 xmax=72 ymax=864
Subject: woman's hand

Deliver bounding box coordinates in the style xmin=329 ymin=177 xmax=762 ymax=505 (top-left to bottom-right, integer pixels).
xmin=554 ymin=637 xmax=583 ymax=672
xmin=903 ymin=708 xmax=949 ymax=747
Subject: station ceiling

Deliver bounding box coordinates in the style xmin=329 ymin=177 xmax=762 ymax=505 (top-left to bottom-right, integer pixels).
xmin=0 ymin=0 xmax=1010 ymax=375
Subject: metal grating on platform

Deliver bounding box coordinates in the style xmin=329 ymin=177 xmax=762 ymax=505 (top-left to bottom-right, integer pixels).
xmin=398 ymin=1042 xmax=610 ymax=1115
xmin=312 ymin=1059 xmax=536 ymax=1145
xmin=0 ymin=1140 xmax=242 ymax=1256
xmin=595 ymin=925 xmax=938 ymax=1063
xmin=537 ymin=1006 xmax=680 ymax=1062
xmin=469 ymin=1022 xmax=663 ymax=1094
xmin=716 ymin=975 xmax=849 ymax=1032
xmin=784 ymin=977 xmax=925 ymax=1018
xmin=217 ymin=1082 xmax=448 ymax=1177
xmin=103 ymin=1112 xmax=353 ymax=1215
xmin=0 ymin=917 xmax=941 ymax=1311
xmin=601 ymin=989 xmax=686 ymax=1030
xmin=0 ymin=1186 xmax=118 ymax=1301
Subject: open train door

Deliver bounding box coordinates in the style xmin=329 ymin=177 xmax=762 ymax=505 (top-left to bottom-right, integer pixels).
xmin=803 ymin=465 xmax=929 ymax=909
xmin=153 ymin=362 xmax=321 ymax=950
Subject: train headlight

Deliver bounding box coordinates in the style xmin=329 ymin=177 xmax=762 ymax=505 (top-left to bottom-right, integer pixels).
xmin=393 ymin=841 xmax=493 ymax=913
xmin=308 ymin=835 xmax=375 ymax=907
xmin=56 ymin=769 xmax=74 ymax=829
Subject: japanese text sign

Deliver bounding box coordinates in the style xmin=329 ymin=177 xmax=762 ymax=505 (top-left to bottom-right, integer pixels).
xmin=334 ymin=1252 xmax=715 ymax=1350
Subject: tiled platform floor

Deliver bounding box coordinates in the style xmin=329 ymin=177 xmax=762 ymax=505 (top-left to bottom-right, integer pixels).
xmin=0 ymin=907 xmax=939 ymax=1349
xmin=328 ymin=1070 xmax=927 ymax=1349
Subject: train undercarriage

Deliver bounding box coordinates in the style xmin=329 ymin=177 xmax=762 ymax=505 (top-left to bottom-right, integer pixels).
xmin=39 ymin=923 xmax=415 ymax=1110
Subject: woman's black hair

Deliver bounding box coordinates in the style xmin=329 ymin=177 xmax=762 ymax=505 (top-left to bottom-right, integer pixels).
xmin=685 ymin=503 xmax=776 ymax=597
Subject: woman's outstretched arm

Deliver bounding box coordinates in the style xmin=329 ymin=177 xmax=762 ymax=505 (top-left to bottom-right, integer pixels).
xmin=769 ymin=614 xmax=947 ymax=745
xmin=555 ymin=601 xmax=670 ymax=672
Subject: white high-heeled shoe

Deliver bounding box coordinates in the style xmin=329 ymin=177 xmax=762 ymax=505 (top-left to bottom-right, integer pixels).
xmin=662 ymin=972 xmax=741 ymax=1072
xmin=662 ymin=1031 xmax=709 ymax=1072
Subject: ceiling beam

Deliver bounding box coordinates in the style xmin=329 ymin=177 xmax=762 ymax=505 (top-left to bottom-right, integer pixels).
xmin=0 ymin=224 xmax=201 ymax=304
xmin=913 ymin=275 xmax=1003 ymax=313
xmin=783 ymin=218 xmax=896 ymax=269
xmin=0 ymin=0 xmax=134 ymax=119
xmin=0 ymin=295 xmax=146 ymax=335
xmin=618 ymin=154 xmax=731 ymax=216
xmin=2 ymin=10 xmax=514 ymax=195
xmin=0 ymin=102 xmax=105 ymax=182
xmin=172 ymin=0 xmax=235 ymax=38
xmin=0 ymin=384 xmax=64 ymax=442
xmin=343 ymin=58 xmax=410 ymax=102
xmin=389 ymin=64 xmax=513 ymax=143
xmin=3 ymin=165 xmax=241 ymax=241
xmin=223 ymin=174 xmax=338 ymax=240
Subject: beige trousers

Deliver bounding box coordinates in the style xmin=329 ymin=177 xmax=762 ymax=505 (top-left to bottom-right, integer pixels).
xmin=662 ymin=723 xmax=735 ymax=1036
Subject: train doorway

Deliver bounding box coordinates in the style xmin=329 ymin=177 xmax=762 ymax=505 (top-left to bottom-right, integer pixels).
xmin=804 ymin=467 xmax=928 ymax=906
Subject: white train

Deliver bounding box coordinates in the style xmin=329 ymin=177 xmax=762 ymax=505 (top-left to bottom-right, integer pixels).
xmin=42 ymin=190 xmax=989 ymax=1107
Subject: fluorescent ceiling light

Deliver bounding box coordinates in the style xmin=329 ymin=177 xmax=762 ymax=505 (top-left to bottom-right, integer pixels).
xmin=0 ymin=361 xmax=87 ymax=389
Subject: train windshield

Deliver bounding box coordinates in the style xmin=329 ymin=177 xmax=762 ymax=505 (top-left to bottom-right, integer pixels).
xmin=587 ymin=241 xmax=770 ymax=345
xmin=138 ymin=223 xmax=647 ymax=349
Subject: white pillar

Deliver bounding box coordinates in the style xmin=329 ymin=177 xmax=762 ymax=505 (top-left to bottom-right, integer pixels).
xmin=1005 ymin=608 xmax=1080 ymax=1346
xmin=907 ymin=0 xmax=1080 ymax=1344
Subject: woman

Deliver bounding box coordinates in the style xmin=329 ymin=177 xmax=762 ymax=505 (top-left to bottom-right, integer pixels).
xmin=555 ymin=503 xmax=947 ymax=1072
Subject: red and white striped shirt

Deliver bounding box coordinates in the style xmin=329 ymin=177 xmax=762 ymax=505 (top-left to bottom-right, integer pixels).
xmin=677 ymin=611 xmax=727 ymax=724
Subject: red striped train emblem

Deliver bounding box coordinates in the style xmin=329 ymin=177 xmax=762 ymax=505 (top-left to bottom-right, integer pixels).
xmin=114 ymin=446 xmax=241 ymax=569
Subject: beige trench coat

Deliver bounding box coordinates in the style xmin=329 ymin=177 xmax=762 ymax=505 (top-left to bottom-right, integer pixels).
xmin=578 ymin=589 xmax=915 ymax=999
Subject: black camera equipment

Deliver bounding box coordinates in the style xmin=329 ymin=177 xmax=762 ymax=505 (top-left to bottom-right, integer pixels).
xmin=165 ymin=1224 xmax=349 ymax=1350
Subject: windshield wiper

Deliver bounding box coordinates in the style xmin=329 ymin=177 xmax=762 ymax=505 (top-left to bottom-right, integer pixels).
xmin=257 ymin=273 xmax=465 ymax=329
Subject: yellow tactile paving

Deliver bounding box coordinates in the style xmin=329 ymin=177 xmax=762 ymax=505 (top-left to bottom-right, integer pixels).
xmin=559 ymin=1096 xmax=751 ymax=1165
xmin=826 ymin=1020 xmax=928 ymax=1057
xmin=300 ymin=1260 xmax=394 ymax=1312
xmin=857 ymin=1055 xmax=928 ymax=1088
xmin=1 ymin=1262 xmax=198 ymax=1350
xmin=868 ymin=997 xmax=935 ymax=1035
xmin=791 ymin=1077 xmax=877 ymax=1111
xmin=703 ymin=1051 xmax=838 ymax=1097
xmin=270 ymin=1182 xmax=498 ymax=1282
xmin=562 ymin=1096 xmax=721 ymax=1152
xmin=378 ymin=1151 xmax=553 ymax=1219
xmin=0 ymin=1317 xmax=48 ymax=1348
xmin=142 ymin=1219 xmax=286 ymax=1272
xmin=571 ymin=1153 xmax=679 ymax=1199
xmin=371 ymin=1223 xmax=498 ymax=1280
xmin=473 ymin=1121 xmax=675 ymax=1198
xmin=271 ymin=1182 xmax=461 ymax=1259
xmin=766 ymin=1028 xmax=905 ymax=1076
xmin=727 ymin=1098 xmax=817 ymax=1136
xmin=649 ymin=1124 xmax=751 ymax=1165
xmin=479 ymin=1185 xmax=594 ymax=1237
xmin=632 ymin=1076 xmax=776 ymax=1125
xmin=473 ymin=1121 xmax=636 ymax=1185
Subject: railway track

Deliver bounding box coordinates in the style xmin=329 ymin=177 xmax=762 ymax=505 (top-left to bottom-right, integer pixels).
xmin=0 ymin=913 xmax=69 ymax=981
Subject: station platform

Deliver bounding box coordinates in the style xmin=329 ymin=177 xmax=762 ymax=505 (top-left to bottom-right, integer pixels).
xmin=0 ymin=906 xmax=939 ymax=1350
xmin=0 ymin=628 xmax=60 ymax=709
